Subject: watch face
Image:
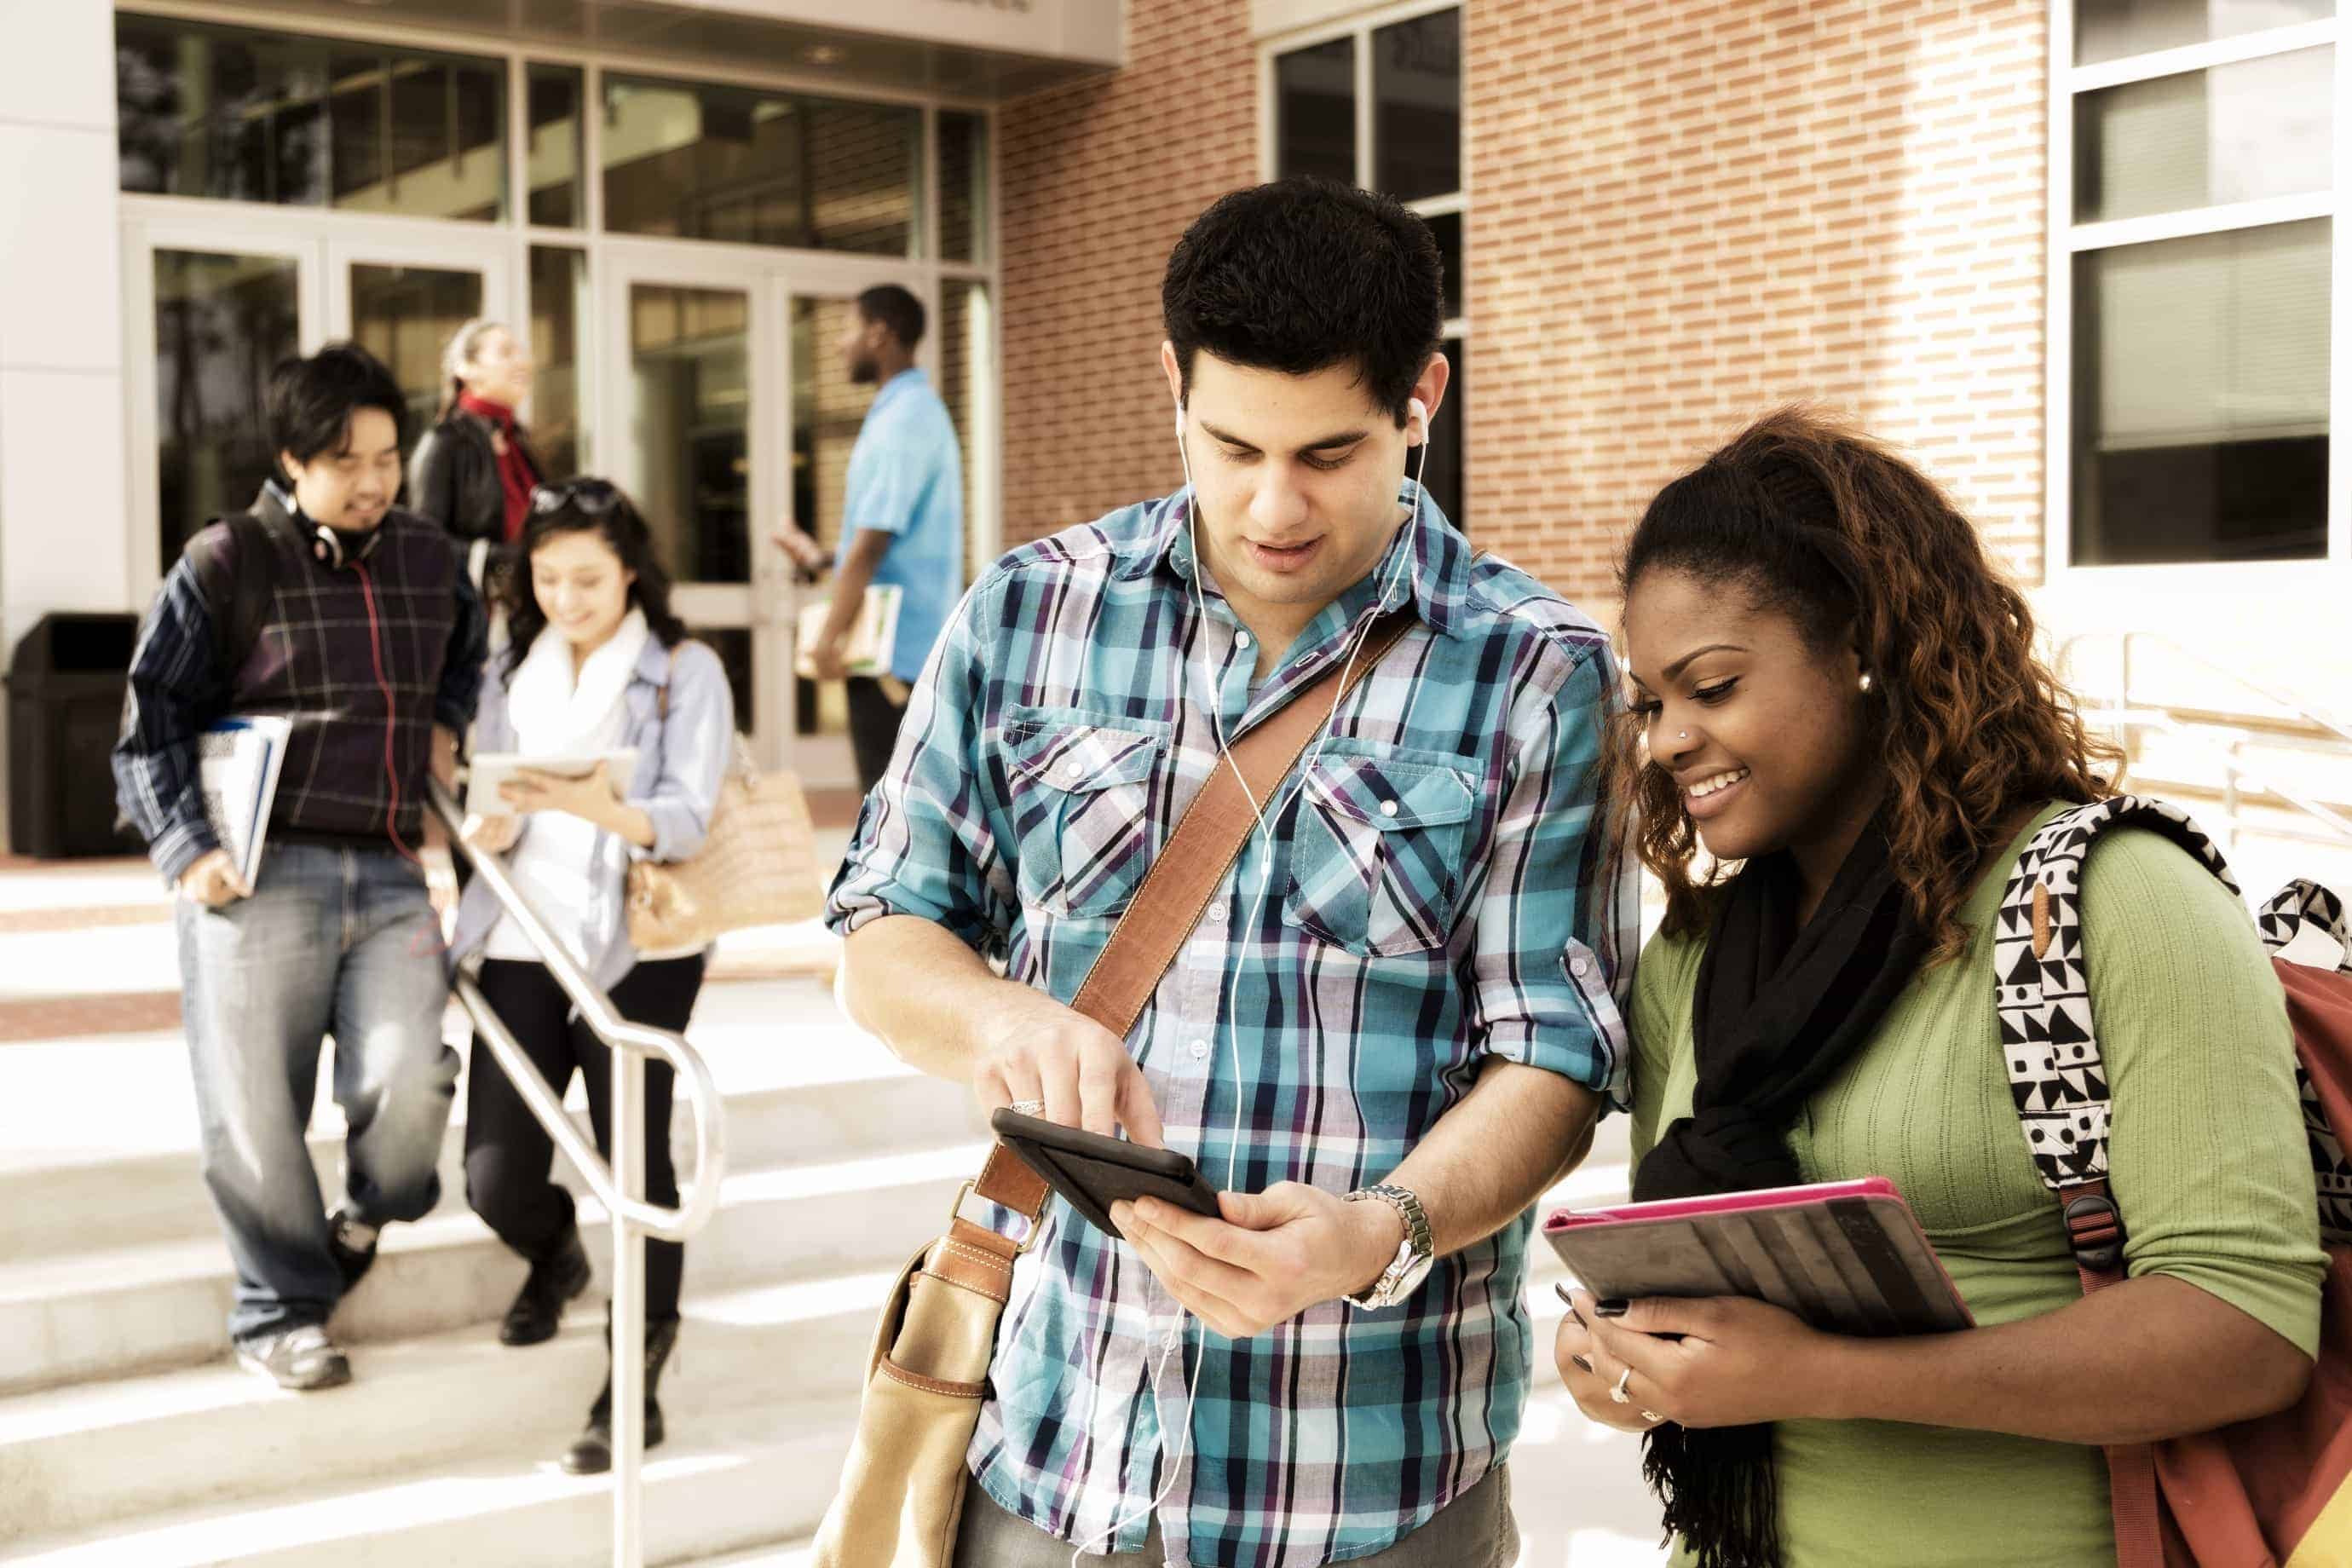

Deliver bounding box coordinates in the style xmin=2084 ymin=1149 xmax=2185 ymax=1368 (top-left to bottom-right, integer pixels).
xmin=1390 ymin=1248 xmax=1437 ymax=1301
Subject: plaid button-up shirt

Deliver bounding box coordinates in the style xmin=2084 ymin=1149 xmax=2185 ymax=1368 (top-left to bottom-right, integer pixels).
xmin=827 ymin=486 xmax=1637 ymax=1567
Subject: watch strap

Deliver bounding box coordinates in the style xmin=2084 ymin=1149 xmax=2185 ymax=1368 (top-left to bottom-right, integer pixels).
xmin=1343 ymin=1185 xmax=1433 ymax=1308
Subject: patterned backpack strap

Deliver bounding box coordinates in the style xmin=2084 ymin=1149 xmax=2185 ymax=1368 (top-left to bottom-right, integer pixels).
xmin=1992 ymin=795 xmax=2239 ymax=1277
xmin=2257 ymin=879 xmax=2352 ymax=973
xmin=2257 ymin=879 xmax=2352 ymax=1247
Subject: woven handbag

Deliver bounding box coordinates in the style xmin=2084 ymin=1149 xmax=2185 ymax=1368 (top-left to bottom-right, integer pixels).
xmin=811 ymin=611 xmax=1415 ymax=1568
xmin=625 ymin=647 xmax=826 ymax=952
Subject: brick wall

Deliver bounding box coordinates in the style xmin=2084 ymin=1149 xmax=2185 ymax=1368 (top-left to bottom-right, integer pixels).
xmin=997 ymin=0 xmax=2049 ymax=607
xmin=1466 ymin=0 xmax=2049 ymax=606
xmin=997 ymin=0 xmax=1259 ymax=548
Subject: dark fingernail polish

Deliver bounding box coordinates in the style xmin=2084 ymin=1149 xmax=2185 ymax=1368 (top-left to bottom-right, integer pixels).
xmin=1571 ymin=1355 xmax=1593 ymax=1374
xmin=1594 ymin=1300 xmax=1629 ymax=1318
xmin=1553 ymin=1282 xmax=1586 ymax=1326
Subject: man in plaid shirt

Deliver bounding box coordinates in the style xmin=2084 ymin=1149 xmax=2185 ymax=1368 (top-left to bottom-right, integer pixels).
xmin=115 ymin=343 xmax=486 ymax=1392
xmin=829 ymin=180 xmax=1636 ymax=1567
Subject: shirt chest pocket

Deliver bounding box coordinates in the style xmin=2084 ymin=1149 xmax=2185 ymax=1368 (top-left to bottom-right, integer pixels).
xmin=1006 ymin=714 xmax=1167 ymax=919
xmin=1284 ymin=752 xmax=1478 ymax=958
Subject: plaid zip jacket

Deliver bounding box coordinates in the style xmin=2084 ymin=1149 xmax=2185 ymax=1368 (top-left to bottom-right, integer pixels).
xmin=827 ymin=486 xmax=1636 ymax=1567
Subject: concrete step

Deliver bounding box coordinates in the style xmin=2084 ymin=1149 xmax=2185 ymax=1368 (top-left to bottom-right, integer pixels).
xmin=2 ymin=1395 xmax=862 ymax=1568
xmin=0 ymin=1272 xmax=891 ymax=1548
xmin=0 ymin=1148 xmax=1642 ymax=1568
xmin=0 ymin=1138 xmax=988 ymax=1396
xmin=1 ymin=1271 xmax=1656 ymax=1568
xmin=0 ymin=1057 xmax=985 ymax=1265
xmin=0 ymin=978 xmax=955 ymax=1260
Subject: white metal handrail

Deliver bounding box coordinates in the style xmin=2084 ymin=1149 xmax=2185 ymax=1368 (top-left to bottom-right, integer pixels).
xmin=429 ymin=780 xmax=727 ymax=1568
xmin=2058 ymin=632 xmax=2352 ymax=859
xmin=2060 ymin=631 xmax=2352 ymax=748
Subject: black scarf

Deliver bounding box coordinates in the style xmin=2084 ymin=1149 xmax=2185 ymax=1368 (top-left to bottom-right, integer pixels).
xmin=1630 ymin=814 xmax=1931 ymax=1568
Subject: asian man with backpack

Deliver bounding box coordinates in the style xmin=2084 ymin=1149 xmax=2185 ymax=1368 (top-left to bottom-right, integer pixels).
xmin=113 ymin=342 xmax=488 ymax=1392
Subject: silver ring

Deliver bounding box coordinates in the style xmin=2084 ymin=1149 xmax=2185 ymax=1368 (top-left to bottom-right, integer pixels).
xmin=1611 ymin=1367 xmax=1634 ymax=1405
xmin=1009 ymin=1099 xmax=1046 ymax=1117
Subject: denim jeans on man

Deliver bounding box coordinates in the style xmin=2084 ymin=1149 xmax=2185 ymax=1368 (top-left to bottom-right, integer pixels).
xmin=177 ymin=843 xmax=459 ymax=1343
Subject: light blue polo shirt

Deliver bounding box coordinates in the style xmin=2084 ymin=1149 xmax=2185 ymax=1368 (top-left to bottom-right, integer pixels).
xmin=838 ymin=366 xmax=963 ymax=683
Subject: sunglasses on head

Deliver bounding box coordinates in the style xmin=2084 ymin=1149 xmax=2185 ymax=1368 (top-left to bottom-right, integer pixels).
xmin=529 ymin=478 xmax=625 ymax=516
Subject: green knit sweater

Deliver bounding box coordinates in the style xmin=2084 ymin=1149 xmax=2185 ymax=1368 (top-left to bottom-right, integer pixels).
xmin=1628 ymin=803 xmax=2326 ymax=1567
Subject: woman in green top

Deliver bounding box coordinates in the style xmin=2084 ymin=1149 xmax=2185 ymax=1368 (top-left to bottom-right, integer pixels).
xmin=1553 ymin=408 xmax=2325 ymax=1568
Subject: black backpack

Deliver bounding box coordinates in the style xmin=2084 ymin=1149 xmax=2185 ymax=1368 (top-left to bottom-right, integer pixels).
xmin=186 ymin=511 xmax=279 ymax=682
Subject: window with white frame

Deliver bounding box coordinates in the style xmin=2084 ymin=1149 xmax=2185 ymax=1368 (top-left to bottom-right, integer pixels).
xmin=2057 ymin=1 xmax=2338 ymax=568
xmin=1267 ymin=3 xmax=1465 ymax=527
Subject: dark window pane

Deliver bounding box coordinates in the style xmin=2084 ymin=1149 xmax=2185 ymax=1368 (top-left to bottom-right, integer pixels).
xmin=527 ymin=65 xmax=585 ymax=228
xmin=793 ymin=297 xmax=865 ymax=744
xmin=631 ymin=284 xmax=752 ymax=585
xmin=689 ymin=626 xmax=756 ymax=735
xmin=939 ymin=110 xmax=990 ymax=262
xmin=1426 ymin=209 xmax=1461 ymax=320
xmin=602 ymin=75 xmax=920 ymax=255
xmin=1421 ymin=338 xmax=1464 ymax=530
xmin=1375 ymin=9 xmax=1460 ymax=201
xmin=2072 ymin=221 xmax=2328 ymax=564
xmin=114 ymin=15 xmax=504 ymax=221
xmin=2074 ymin=49 xmax=2331 ymax=222
xmin=153 ymin=251 xmax=301 ymax=574
xmin=2078 ymin=0 xmax=2332 ymax=66
xmin=528 ymin=247 xmax=589 ymax=479
xmin=349 ymin=264 xmax=484 ymax=435
xmin=1276 ymin=37 xmax=1355 ymax=183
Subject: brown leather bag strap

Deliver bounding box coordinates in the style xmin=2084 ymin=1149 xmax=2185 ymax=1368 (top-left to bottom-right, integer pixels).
xmin=970 ymin=608 xmax=1418 ymax=1219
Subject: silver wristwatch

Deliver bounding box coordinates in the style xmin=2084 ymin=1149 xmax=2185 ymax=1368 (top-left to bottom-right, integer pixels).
xmin=1342 ymin=1184 xmax=1434 ymax=1311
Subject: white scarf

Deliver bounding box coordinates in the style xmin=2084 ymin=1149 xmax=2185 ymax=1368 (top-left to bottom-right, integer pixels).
xmin=506 ymin=607 xmax=652 ymax=758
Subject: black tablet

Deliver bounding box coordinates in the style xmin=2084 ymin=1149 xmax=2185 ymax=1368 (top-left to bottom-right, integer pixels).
xmin=989 ymin=1109 xmax=1223 ymax=1239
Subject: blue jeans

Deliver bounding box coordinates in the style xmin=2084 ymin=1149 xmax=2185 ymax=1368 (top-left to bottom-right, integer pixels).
xmin=176 ymin=843 xmax=459 ymax=1343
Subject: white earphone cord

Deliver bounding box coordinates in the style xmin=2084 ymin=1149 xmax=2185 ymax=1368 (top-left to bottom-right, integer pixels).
xmin=1064 ymin=401 xmax=1432 ymax=1566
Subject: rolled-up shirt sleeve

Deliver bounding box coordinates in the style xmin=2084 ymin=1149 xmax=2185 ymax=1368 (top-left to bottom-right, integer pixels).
xmin=826 ymin=576 xmax=1013 ymax=954
xmin=1461 ymin=636 xmax=1639 ymax=1110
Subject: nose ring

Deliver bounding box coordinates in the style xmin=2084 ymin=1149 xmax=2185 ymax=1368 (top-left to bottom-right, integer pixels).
xmin=1678 ymin=731 xmax=1688 ymax=741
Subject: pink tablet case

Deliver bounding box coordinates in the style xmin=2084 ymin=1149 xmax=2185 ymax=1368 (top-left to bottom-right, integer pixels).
xmin=1542 ymin=1176 xmax=1974 ymax=1335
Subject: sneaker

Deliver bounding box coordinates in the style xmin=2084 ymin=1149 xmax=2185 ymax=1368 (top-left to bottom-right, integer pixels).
xmin=235 ymin=1324 xmax=351 ymax=1391
xmin=327 ymin=1208 xmax=379 ymax=1295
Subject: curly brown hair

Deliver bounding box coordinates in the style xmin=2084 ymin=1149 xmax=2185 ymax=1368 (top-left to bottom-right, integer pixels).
xmin=1613 ymin=406 xmax=2124 ymax=960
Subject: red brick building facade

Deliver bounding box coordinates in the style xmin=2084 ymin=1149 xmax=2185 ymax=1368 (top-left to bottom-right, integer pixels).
xmin=1000 ymin=0 xmax=2049 ymax=609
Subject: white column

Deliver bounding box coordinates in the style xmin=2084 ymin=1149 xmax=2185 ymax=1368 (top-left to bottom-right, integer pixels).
xmin=0 ymin=0 xmax=130 ymax=649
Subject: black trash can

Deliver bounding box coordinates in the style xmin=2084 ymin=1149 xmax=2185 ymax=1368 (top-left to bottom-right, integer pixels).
xmin=9 ymin=613 xmax=141 ymax=859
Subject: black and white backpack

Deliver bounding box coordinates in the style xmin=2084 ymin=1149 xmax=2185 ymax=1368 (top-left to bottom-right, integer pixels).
xmin=1992 ymin=794 xmax=2352 ymax=1566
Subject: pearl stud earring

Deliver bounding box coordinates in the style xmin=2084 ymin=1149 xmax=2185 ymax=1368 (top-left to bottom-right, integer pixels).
xmin=1859 ymin=672 xmax=1876 ymax=694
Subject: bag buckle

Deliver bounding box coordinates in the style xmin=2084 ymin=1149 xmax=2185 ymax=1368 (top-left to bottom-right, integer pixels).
xmin=2063 ymin=1191 xmax=2126 ymax=1273
xmin=948 ymin=1179 xmax=1042 ymax=1256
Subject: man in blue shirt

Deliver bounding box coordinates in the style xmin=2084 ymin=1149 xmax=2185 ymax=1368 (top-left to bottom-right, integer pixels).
xmin=773 ymin=284 xmax=964 ymax=793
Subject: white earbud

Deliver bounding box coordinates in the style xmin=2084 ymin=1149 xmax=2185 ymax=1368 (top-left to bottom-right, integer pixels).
xmin=1408 ymin=395 xmax=1428 ymax=442
xmin=1174 ymin=401 xmax=1185 ymax=443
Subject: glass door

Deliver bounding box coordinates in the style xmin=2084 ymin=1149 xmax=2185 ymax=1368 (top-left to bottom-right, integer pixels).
xmin=326 ymin=233 xmax=513 ymax=435
xmin=782 ymin=287 xmax=869 ymax=791
xmin=122 ymin=215 xmax=322 ymax=596
xmin=602 ymin=247 xmax=787 ymax=762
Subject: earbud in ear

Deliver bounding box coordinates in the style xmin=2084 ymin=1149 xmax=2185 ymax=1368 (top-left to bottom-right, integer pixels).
xmin=1408 ymin=396 xmax=1428 ymax=441
xmin=1173 ymin=402 xmax=1185 ymax=442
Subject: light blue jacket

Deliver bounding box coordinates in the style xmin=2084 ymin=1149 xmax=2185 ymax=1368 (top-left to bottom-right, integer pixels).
xmin=448 ymin=634 xmax=735 ymax=988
